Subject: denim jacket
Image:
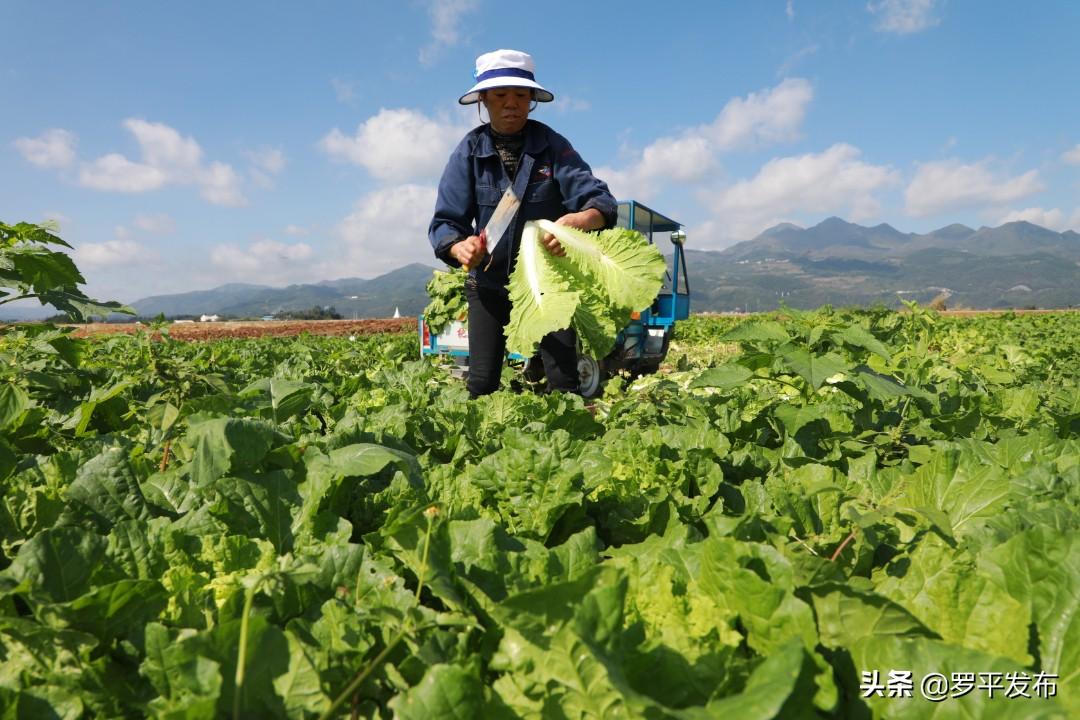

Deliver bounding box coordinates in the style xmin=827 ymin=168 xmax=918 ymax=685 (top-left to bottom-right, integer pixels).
xmin=428 ymin=120 xmax=617 ymax=292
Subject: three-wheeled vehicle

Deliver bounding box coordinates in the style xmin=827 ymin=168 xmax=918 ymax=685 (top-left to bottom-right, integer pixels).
xmin=419 ymin=200 xmax=690 ymax=396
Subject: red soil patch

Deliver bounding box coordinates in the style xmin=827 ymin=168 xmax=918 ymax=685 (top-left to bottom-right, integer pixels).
xmin=71 ymin=318 xmax=414 ymax=341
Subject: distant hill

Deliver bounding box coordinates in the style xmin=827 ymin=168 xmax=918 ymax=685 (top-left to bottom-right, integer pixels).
xmin=130 ymin=263 xmax=437 ymax=319
xmin=4 ymin=219 xmax=1078 ymax=322
xmin=691 ymin=218 xmax=1080 ymax=311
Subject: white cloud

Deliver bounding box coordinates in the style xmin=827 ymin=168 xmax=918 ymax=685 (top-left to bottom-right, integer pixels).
xmin=704 ymin=143 xmax=901 ymax=244
xmin=74 ymin=119 xmax=246 ymax=206
xmin=319 ymin=108 xmax=471 ymax=183
xmin=210 ymin=239 xmax=317 ymax=285
xmin=133 ymin=213 xmax=176 ymax=234
xmin=79 ymin=153 xmax=169 ymax=192
xmin=419 ymin=0 xmax=478 ymax=65
xmin=996 ymin=207 xmax=1066 ymax=231
xmin=597 ymin=134 xmax=715 ymax=201
xmin=72 ymin=238 xmax=147 ymax=269
xmin=248 ymin=147 xmax=285 ymax=175
xmin=333 ymin=184 xmax=438 ymax=277
xmin=778 ymin=45 xmax=819 ymax=76
xmin=867 ymin=0 xmax=941 ymax=34
xmin=905 ymin=158 xmax=1043 ymax=217
xmin=1062 ymin=144 xmax=1080 ymax=165
xmin=283 ymin=224 xmax=311 ymax=236
xmin=596 ymin=78 xmax=813 ymax=201
xmin=41 ymin=211 xmax=72 ymax=230
xmin=553 ymin=95 xmax=591 ymax=114
xmin=786 ymin=1 xmax=795 ymax=21
xmin=124 ymin=119 xmax=203 ymax=173
xmin=708 ymin=78 xmax=813 ymax=151
xmin=246 ymin=147 xmax=286 ymax=189
xmin=13 ymin=129 xmax=77 ymax=168
xmin=199 ymin=162 xmax=246 ymax=207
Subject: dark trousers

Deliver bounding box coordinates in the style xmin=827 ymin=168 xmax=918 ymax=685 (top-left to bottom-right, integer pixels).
xmin=465 ymin=278 xmax=579 ymax=398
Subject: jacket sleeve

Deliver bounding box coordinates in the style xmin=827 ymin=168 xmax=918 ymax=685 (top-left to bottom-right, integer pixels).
xmin=550 ymin=132 xmax=618 ymax=229
xmin=428 ymin=136 xmax=476 ymax=266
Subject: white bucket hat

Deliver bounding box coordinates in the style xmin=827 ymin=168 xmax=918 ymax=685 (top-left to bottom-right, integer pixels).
xmin=458 ymin=49 xmax=554 ymax=105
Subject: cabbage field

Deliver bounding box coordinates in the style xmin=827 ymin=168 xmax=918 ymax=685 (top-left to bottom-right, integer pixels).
xmin=0 ymin=307 xmax=1077 ymax=718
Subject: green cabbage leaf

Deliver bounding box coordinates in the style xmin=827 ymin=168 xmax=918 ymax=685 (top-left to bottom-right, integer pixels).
xmin=505 ymin=220 xmax=667 ymax=358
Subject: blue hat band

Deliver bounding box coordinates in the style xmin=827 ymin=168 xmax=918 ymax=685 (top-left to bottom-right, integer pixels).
xmin=475 ymin=67 xmax=535 ymax=82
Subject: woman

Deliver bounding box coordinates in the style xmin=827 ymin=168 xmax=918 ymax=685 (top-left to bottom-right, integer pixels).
xmin=428 ymin=49 xmax=618 ymax=398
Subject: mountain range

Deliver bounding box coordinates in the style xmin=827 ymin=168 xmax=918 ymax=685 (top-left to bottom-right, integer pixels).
xmin=128 ymin=263 xmax=437 ymax=319
xmin=3 ymin=219 xmax=1077 ymax=321
xmin=696 ymin=218 xmax=1080 ymax=311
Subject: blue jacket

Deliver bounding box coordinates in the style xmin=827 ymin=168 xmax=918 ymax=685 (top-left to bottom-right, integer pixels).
xmin=428 ymin=120 xmax=617 ymax=292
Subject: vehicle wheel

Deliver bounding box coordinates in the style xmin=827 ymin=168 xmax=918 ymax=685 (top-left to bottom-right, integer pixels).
xmin=522 ymin=355 xmax=546 ymax=383
xmin=577 ymin=355 xmax=604 ymax=398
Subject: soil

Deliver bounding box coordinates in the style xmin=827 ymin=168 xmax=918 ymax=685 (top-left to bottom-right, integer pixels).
xmin=69 ymin=318 xmax=414 ymax=341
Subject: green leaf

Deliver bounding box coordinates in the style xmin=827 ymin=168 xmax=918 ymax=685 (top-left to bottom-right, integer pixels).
xmin=835 ymin=324 xmax=892 ymax=361
xmin=59 ymin=445 xmax=152 ymax=532
xmin=505 ymin=223 xmax=582 ymax=357
xmin=200 ymin=615 xmax=292 ymax=719
xmin=850 ymin=636 xmax=1067 ymax=719
xmin=809 ymin=582 xmax=936 ymax=648
xmin=690 ymin=364 xmax=754 ymax=389
xmin=105 ymin=518 xmax=169 ymax=580
xmin=2 ymin=526 xmax=106 ymax=602
xmin=185 ymin=416 xmax=281 ymax=487
xmin=874 ymin=535 xmax=1031 ymax=664
xmin=774 ymin=403 xmax=834 ymax=437
xmin=390 ymin=663 xmax=490 ymax=720
xmin=0 ymin=617 xmax=98 ymax=692
xmin=778 ymin=347 xmax=851 ymax=390
xmin=464 ymin=429 xmax=586 ymax=542
xmin=854 ymin=367 xmax=922 ymax=401
xmin=533 ymin=219 xmax=667 ymax=312
xmin=0 ymin=382 xmax=30 ymax=429
xmin=0 ymin=685 xmax=84 ymax=720
xmin=272 ymin=630 xmax=330 ymax=717
xmin=895 ymin=447 xmax=1011 ymax=536
xmin=141 ymin=623 xmax=224 ymax=718
xmin=505 ymin=221 xmax=666 ymax=358
xmin=294 ymin=444 xmax=421 ymax=537
xmin=720 ymin=320 xmax=791 ymax=345
xmin=37 ymin=579 xmax=168 ymax=642
xmin=214 ymin=470 xmax=300 ymax=554
xmin=492 ymin=625 xmax=662 ymax=719
xmin=983 ymin=527 xmax=1080 ymax=714
xmin=240 ymin=378 xmax=314 ymax=423
xmin=678 ymin=641 xmax=810 ymax=720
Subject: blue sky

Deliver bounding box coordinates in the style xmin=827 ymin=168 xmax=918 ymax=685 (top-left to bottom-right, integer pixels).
xmin=3 ymin=0 xmax=1079 ymax=303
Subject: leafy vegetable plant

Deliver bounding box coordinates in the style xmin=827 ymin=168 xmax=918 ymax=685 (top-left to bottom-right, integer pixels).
xmin=505 ymin=220 xmax=667 ymax=358
xmin=0 ymin=306 xmax=1076 ymax=718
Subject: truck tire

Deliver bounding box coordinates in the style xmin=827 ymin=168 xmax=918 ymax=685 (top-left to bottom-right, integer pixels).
xmin=577 ymin=355 xmax=605 ymax=398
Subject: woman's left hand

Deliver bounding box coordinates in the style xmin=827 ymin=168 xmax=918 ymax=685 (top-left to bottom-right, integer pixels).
xmin=540 ymin=208 xmax=605 ymax=256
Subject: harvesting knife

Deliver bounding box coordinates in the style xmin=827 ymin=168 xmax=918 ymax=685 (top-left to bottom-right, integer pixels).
xmin=480 ymin=185 xmax=521 ymax=271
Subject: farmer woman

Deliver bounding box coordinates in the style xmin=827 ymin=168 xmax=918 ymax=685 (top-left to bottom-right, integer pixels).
xmin=428 ymin=49 xmax=617 ymax=398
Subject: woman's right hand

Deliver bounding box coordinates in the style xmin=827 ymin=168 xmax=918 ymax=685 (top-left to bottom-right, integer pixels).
xmin=450 ymin=234 xmax=486 ymax=270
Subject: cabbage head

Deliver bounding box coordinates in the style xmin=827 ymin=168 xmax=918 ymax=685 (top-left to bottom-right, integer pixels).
xmin=505 ymin=220 xmax=667 ymax=358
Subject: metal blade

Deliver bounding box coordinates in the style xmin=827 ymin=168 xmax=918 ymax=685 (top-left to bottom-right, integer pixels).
xmin=481 ymin=185 xmax=521 ymax=270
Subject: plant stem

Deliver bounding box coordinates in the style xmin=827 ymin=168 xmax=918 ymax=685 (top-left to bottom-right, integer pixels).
xmin=830 ymin=531 xmax=857 ymax=562
xmin=0 ymin=293 xmax=41 ymax=307
xmin=233 ymin=581 xmax=259 ymax=720
xmin=319 ymin=508 xmax=437 ymax=720
xmin=159 ymin=439 xmax=171 ymax=472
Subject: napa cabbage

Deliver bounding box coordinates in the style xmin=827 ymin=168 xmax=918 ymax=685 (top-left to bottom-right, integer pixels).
xmin=505 ymin=220 xmax=667 ymax=358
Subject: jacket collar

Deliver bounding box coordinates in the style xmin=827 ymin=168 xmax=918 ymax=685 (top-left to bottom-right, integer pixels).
xmin=473 ymin=120 xmax=550 ymax=157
